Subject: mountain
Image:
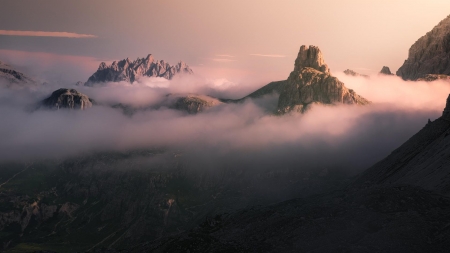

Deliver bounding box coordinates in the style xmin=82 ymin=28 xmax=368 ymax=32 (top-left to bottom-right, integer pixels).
xmin=379 ymin=66 xmax=394 ymax=75
xmin=0 ymin=61 xmax=36 ymax=88
xmin=40 ymin=88 xmax=94 ymax=110
xmin=277 ymin=45 xmax=369 ymax=114
xmin=397 ymin=15 xmax=450 ymax=80
xmin=239 ymin=80 xmax=287 ymax=100
xmin=85 ymin=54 xmax=193 ymax=85
xmin=343 ymin=69 xmax=369 ymax=78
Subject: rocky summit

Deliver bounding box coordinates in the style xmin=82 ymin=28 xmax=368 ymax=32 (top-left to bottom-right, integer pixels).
xmin=277 ymin=45 xmax=369 ymax=114
xmin=379 ymin=66 xmax=394 ymax=75
xmin=85 ymin=54 xmax=193 ymax=85
xmin=397 ymin=15 xmax=450 ymax=80
xmin=40 ymin=88 xmax=93 ymax=110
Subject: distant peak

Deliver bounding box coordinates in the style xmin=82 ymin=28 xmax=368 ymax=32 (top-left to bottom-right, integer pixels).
xmin=294 ymin=45 xmax=330 ymax=74
xmin=379 ymin=66 xmax=393 ymax=75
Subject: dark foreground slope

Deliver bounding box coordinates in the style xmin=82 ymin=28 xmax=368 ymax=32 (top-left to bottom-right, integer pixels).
xmin=146 ymin=186 xmax=450 ymax=253
xmin=0 ymin=151 xmax=347 ymax=252
xmin=145 ymin=96 xmax=450 ymax=253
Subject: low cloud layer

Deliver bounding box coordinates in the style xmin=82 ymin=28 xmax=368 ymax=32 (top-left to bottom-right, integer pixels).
xmin=1 ymin=73 xmax=449 ymax=175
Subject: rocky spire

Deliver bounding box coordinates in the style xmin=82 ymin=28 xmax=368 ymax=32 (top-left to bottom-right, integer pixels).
xmin=293 ymin=45 xmax=330 ymax=73
xmin=276 ymin=45 xmax=369 ymax=114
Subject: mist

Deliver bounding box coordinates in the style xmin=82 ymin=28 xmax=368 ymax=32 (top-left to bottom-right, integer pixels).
xmin=1 ymin=72 xmax=449 ymax=175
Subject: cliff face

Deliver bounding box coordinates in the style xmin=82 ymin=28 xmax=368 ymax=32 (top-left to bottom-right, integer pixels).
xmin=85 ymin=54 xmax=193 ymax=85
xmin=277 ymin=45 xmax=369 ymax=114
xmin=40 ymin=88 xmax=93 ymax=110
xmin=397 ymin=15 xmax=450 ymax=80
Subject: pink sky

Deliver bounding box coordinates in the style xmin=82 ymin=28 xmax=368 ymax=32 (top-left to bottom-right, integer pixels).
xmin=0 ymin=0 xmax=449 ymax=83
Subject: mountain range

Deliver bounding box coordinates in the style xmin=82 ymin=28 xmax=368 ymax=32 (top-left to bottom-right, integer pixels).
xmin=85 ymin=54 xmax=193 ymax=86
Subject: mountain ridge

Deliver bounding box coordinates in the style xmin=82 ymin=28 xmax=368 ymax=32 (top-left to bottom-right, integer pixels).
xmin=85 ymin=54 xmax=193 ymax=85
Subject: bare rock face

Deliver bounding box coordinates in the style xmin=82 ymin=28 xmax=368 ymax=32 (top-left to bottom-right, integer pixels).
xmin=343 ymin=69 xmax=369 ymax=78
xmin=0 ymin=61 xmax=36 ymax=88
xmin=379 ymin=66 xmax=394 ymax=75
xmin=85 ymin=54 xmax=193 ymax=85
xmin=277 ymin=45 xmax=369 ymax=114
xmin=40 ymin=88 xmax=93 ymax=110
xmin=294 ymin=45 xmax=330 ymax=73
xmin=397 ymin=15 xmax=450 ymax=80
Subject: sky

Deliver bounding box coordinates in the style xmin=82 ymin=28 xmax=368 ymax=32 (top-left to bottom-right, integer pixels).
xmin=1 ymin=0 xmax=450 ymax=84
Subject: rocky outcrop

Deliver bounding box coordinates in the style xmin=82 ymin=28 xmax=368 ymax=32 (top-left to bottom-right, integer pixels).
xmin=40 ymin=88 xmax=93 ymax=110
xmin=343 ymin=69 xmax=369 ymax=78
xmin=0 ymin=61 xmax=36 ymax=88
xmin=397 ymin=15 xmax=450 ymax=80
xmin=112 ymin=94 xmax=221 ymax=115
xmin=379 ymin=66 xmax=394 ymax=75
xmin=277 ymin=45 xmax=369 ymax=114
xmin=172 ymin=95 xmax=222 ymax=114
xmin=417 ymin=74 xmax=450 ymax=82
xmin=85 ymin=54 xmax=193 ymax=85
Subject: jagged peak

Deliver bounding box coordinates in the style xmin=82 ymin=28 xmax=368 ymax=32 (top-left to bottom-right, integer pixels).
xmin=98 ymin=62 xmax=107 ymax=71
xmin=294 ymin=45 xmax=330 ymax=74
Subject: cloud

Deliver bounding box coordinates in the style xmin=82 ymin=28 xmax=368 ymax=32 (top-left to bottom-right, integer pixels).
xmin=0 ymin=50 xmax=102 ymax=83
xmin=250 ymin=54 xmax=286 ymax=58
xmin=1 ymin=73 xmax=449 ymax=180
xmin=211 ymin=58 xmax=235 ymax=62
xmin=0 ymin=30 xmax=97 ymax=38
xmin=215 ymin=54 xmax=235 ymax=58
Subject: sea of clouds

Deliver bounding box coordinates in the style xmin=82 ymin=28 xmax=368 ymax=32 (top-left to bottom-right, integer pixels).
xmin=1 ymin=72 xmax=449 ymax=175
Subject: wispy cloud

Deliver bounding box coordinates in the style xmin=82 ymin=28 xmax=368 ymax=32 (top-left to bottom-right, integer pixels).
xmin=212 ymin=58 xmax=235 ymax=62
xmin=216 ymin=54 xmax=235 ymax=58
xmin=250 ymin=54 xmax=285 ymax=58
xmin=0 ymin=30 xmax=97 ymax=38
